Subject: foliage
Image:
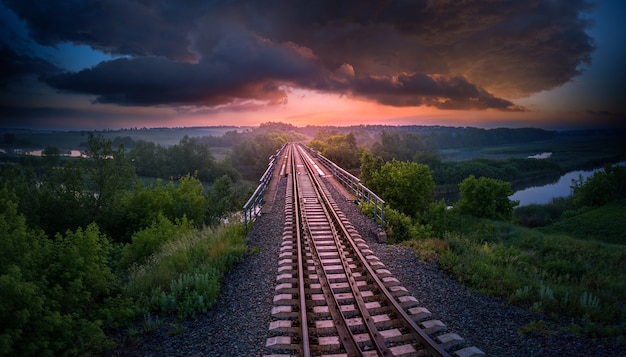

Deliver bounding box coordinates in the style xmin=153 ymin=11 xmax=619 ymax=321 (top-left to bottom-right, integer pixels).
xmin=359 ymin=150 xmax=383 ymax=186
xmin=205 ymin=175 xmax=240 ymax=225
xmin=115 ymin=175 xmax=207 ymax=242
xmin=540 ymin=199 xmax=626 ymax=244
xmin=401 ymin=238 xmax=449 ymax=263
xmin=360 ymin=202 xmax=435 ymax=243
xmin=124 ymin=224 xmax=247 ymax=320
xmin=309 ymin=132 xmax=361 ymax=170
xmin=518 ymin=320 xmax=555 ymax=336
xmin=426 ymin=126 xmax=556 ymax=150
xmin=416 ymin=199 xmax=450 ymax=237
xmin=371 ymin=131 xmax=432 ymax=162
xmin=0 ymin=163 xmax=41 ymax=229
xmin=571 ymin=164 xmax=626 ymax=207
xmin=231 ymin=131 xmax=287 ymax=180
xmin=128 ymin=136 xmax=239 ymax=182
xmin=380 ymin=206 xmax=415 ymax=243
xmin=82 ymin=133 xmax=136 ymax=218
xmin=455 ymin=175 xmax=518 ymax=221
xmin=369 ymin=160 xmax=435 ymax=217
xmin=514 ymin=197 xmax=575 ymax=228
xmin=119 ymin=214 xmax=195 ymax=270
xmin=436 ymin=219 xmax=626 ymax=337
xmin=0 ymin=189 xmax=115 ymax=355
xmin=432 ymin=157 xmax=561 ymax=186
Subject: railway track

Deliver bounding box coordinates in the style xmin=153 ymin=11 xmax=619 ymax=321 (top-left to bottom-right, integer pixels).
xmin=265 ymin=143 xmax=485 ymax=357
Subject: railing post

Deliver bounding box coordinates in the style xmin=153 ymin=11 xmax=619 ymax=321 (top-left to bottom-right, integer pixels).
xmin=243 ymin=144 xmax=287 ymax=232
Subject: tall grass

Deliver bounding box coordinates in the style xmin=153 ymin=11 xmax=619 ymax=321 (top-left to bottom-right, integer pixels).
xmin=124 ymin=223 xmax=247 ymax=320
xmin=435 ymin=218 xmax=626 ymax=336
xmin=514 ymin=197 xmax=575 ymax=228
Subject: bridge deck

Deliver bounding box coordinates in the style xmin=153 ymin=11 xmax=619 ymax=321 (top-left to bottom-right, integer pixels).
xmin=261 ymin=147 xmax=356 ymax=214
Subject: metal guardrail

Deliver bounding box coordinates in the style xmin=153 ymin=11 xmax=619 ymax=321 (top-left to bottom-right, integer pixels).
xmin=301 ymin=144 xmax=385 ymax=227
xmin=243 ymin=143 xmax=286 ymax=230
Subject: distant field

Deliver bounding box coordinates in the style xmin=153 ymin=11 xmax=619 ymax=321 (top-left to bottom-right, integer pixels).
xmin=439 ymin=140 xmax=555 ymax=161
xmin=2 ymin=126 xmax=250 ymax=149
xmin=440 ymin=133 xmax=625 ymax=170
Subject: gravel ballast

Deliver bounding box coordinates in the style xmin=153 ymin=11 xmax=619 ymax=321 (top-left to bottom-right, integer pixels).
xmin=108 ymin=176 xmax=623 ymax=356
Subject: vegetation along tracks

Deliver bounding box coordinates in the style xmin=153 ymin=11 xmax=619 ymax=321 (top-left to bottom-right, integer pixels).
xmin=264 ymin=143 xmax=485 ymax=357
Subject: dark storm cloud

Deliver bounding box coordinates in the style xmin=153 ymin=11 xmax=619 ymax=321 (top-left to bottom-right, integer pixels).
xmin=42 ymin=30 xmax=319 ymax=106
xmin=348 ymin=73 xmax=523 ymax=110
xmin=0 ymin=41 xmax=59 ymax=86
xmin=2 ymin=0 xmax=211 ymax=61
xmin=2 ymin=0 xmax=596 ymax=110
xmin=247 ymin=0 xmax=595 ymax=98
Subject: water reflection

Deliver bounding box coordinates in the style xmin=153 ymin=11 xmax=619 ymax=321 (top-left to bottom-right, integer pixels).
xmin=511 ymin=161 xmax=626 ymax=206
xmin=6 ymin=149 xmax=85 ymax=157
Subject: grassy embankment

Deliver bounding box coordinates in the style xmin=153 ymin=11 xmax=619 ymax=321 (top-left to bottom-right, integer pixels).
xmin=403 ymin=200 xmax=626 ymax=339
xmin=114 ymin=221 xmax=248 ymax=333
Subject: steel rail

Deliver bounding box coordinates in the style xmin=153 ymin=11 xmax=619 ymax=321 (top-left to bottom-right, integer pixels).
xmin=290 ymin=144 xmax=311 ymax=357
xmin=294 ymin=144 xmax=362 ymax=355
xmin=299 ymin=143 xmax=453 ymax=357
xmin=296 ymin=143 xmax=394 ymax=356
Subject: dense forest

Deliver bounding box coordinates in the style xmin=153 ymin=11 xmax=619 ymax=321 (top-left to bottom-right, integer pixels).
xmin=1 ymin=123 xmax=625 ymax=355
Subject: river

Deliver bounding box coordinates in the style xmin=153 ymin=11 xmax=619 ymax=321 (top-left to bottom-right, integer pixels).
xmin=510 ymin=161 xmax=626 ymax=206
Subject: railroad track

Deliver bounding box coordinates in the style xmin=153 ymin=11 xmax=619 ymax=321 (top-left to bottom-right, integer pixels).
xmin=265 ymin=143 xmax=484 ymax=357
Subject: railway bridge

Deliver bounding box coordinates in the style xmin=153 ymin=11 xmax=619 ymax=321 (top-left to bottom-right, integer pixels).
xmin=245 ymin=143 xmax=485 ymax=357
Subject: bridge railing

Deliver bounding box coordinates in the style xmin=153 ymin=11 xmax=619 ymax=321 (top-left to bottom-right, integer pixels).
xmin=243 ymin=143 xmax=286 ymax=230
xmin=301 ymin=144 xmax=385 ymax=227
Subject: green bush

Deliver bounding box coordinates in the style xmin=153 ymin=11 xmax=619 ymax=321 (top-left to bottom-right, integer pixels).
xmin=119 ymin=214 xmax=194 ymax=270
xmin=455 ymin=175 xmax=518 ymax=221
xmin=572 ymin=164 xmax=626 ymax=207
xmin=370 ymin=160 xmax=435 ymax=217
xmin=1 ymin=189 xmax=115 ymax=355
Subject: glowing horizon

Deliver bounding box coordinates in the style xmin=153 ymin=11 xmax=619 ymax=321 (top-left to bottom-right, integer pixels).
xmin=1 ymin=1 xmax=624 ymax=131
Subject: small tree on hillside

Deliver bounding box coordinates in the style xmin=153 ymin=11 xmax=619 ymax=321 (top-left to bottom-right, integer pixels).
xmin=455 ymin=175 xmax=518 ymax=221
xmin=571 ymin=164 xmax=626 ymax=207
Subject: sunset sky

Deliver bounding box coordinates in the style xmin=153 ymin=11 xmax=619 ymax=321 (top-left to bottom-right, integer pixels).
xmin=1 ymin=0 xmax=624 ymax=130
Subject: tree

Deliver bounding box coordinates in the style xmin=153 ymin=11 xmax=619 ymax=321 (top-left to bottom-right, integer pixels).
xmin=309 ymin=132 xmax=361 ymax=170
xmin=205 ymin=175 xmax=237 ymax=225
xmin=116 ymin=175 xmax=208 ymax=241
xmin=571 ymin=164 xmax=626 ymax=207
xmin=37 ymin=160 xmax=89 ymax=235
xmin=231 ymin=132 xmax=286 ymax=180
xmin=359 ymin=150 xmax=383 ymax=186
xmin=455 ymin=175 xmax=518 ymax=221
xmin=128 ymin=140 xmax=162 ymax=177
xmin=169 ymin=136 xmax=217 ymax=181
xmin=0 ymin=188 xmax=114 ymax=355
xmin=82 ymin=133 xmax=135 ymax=218
xmin=370 ymin=160 xmax=435 ymax=217
xmin=42 ymin=146 xmax=61 ymax=166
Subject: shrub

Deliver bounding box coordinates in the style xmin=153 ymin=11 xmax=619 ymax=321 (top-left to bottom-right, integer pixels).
xmin=1 ymin=190 xmax=115 ymax=356
xmin=119 ymin=214 xmax=194 ymax=270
